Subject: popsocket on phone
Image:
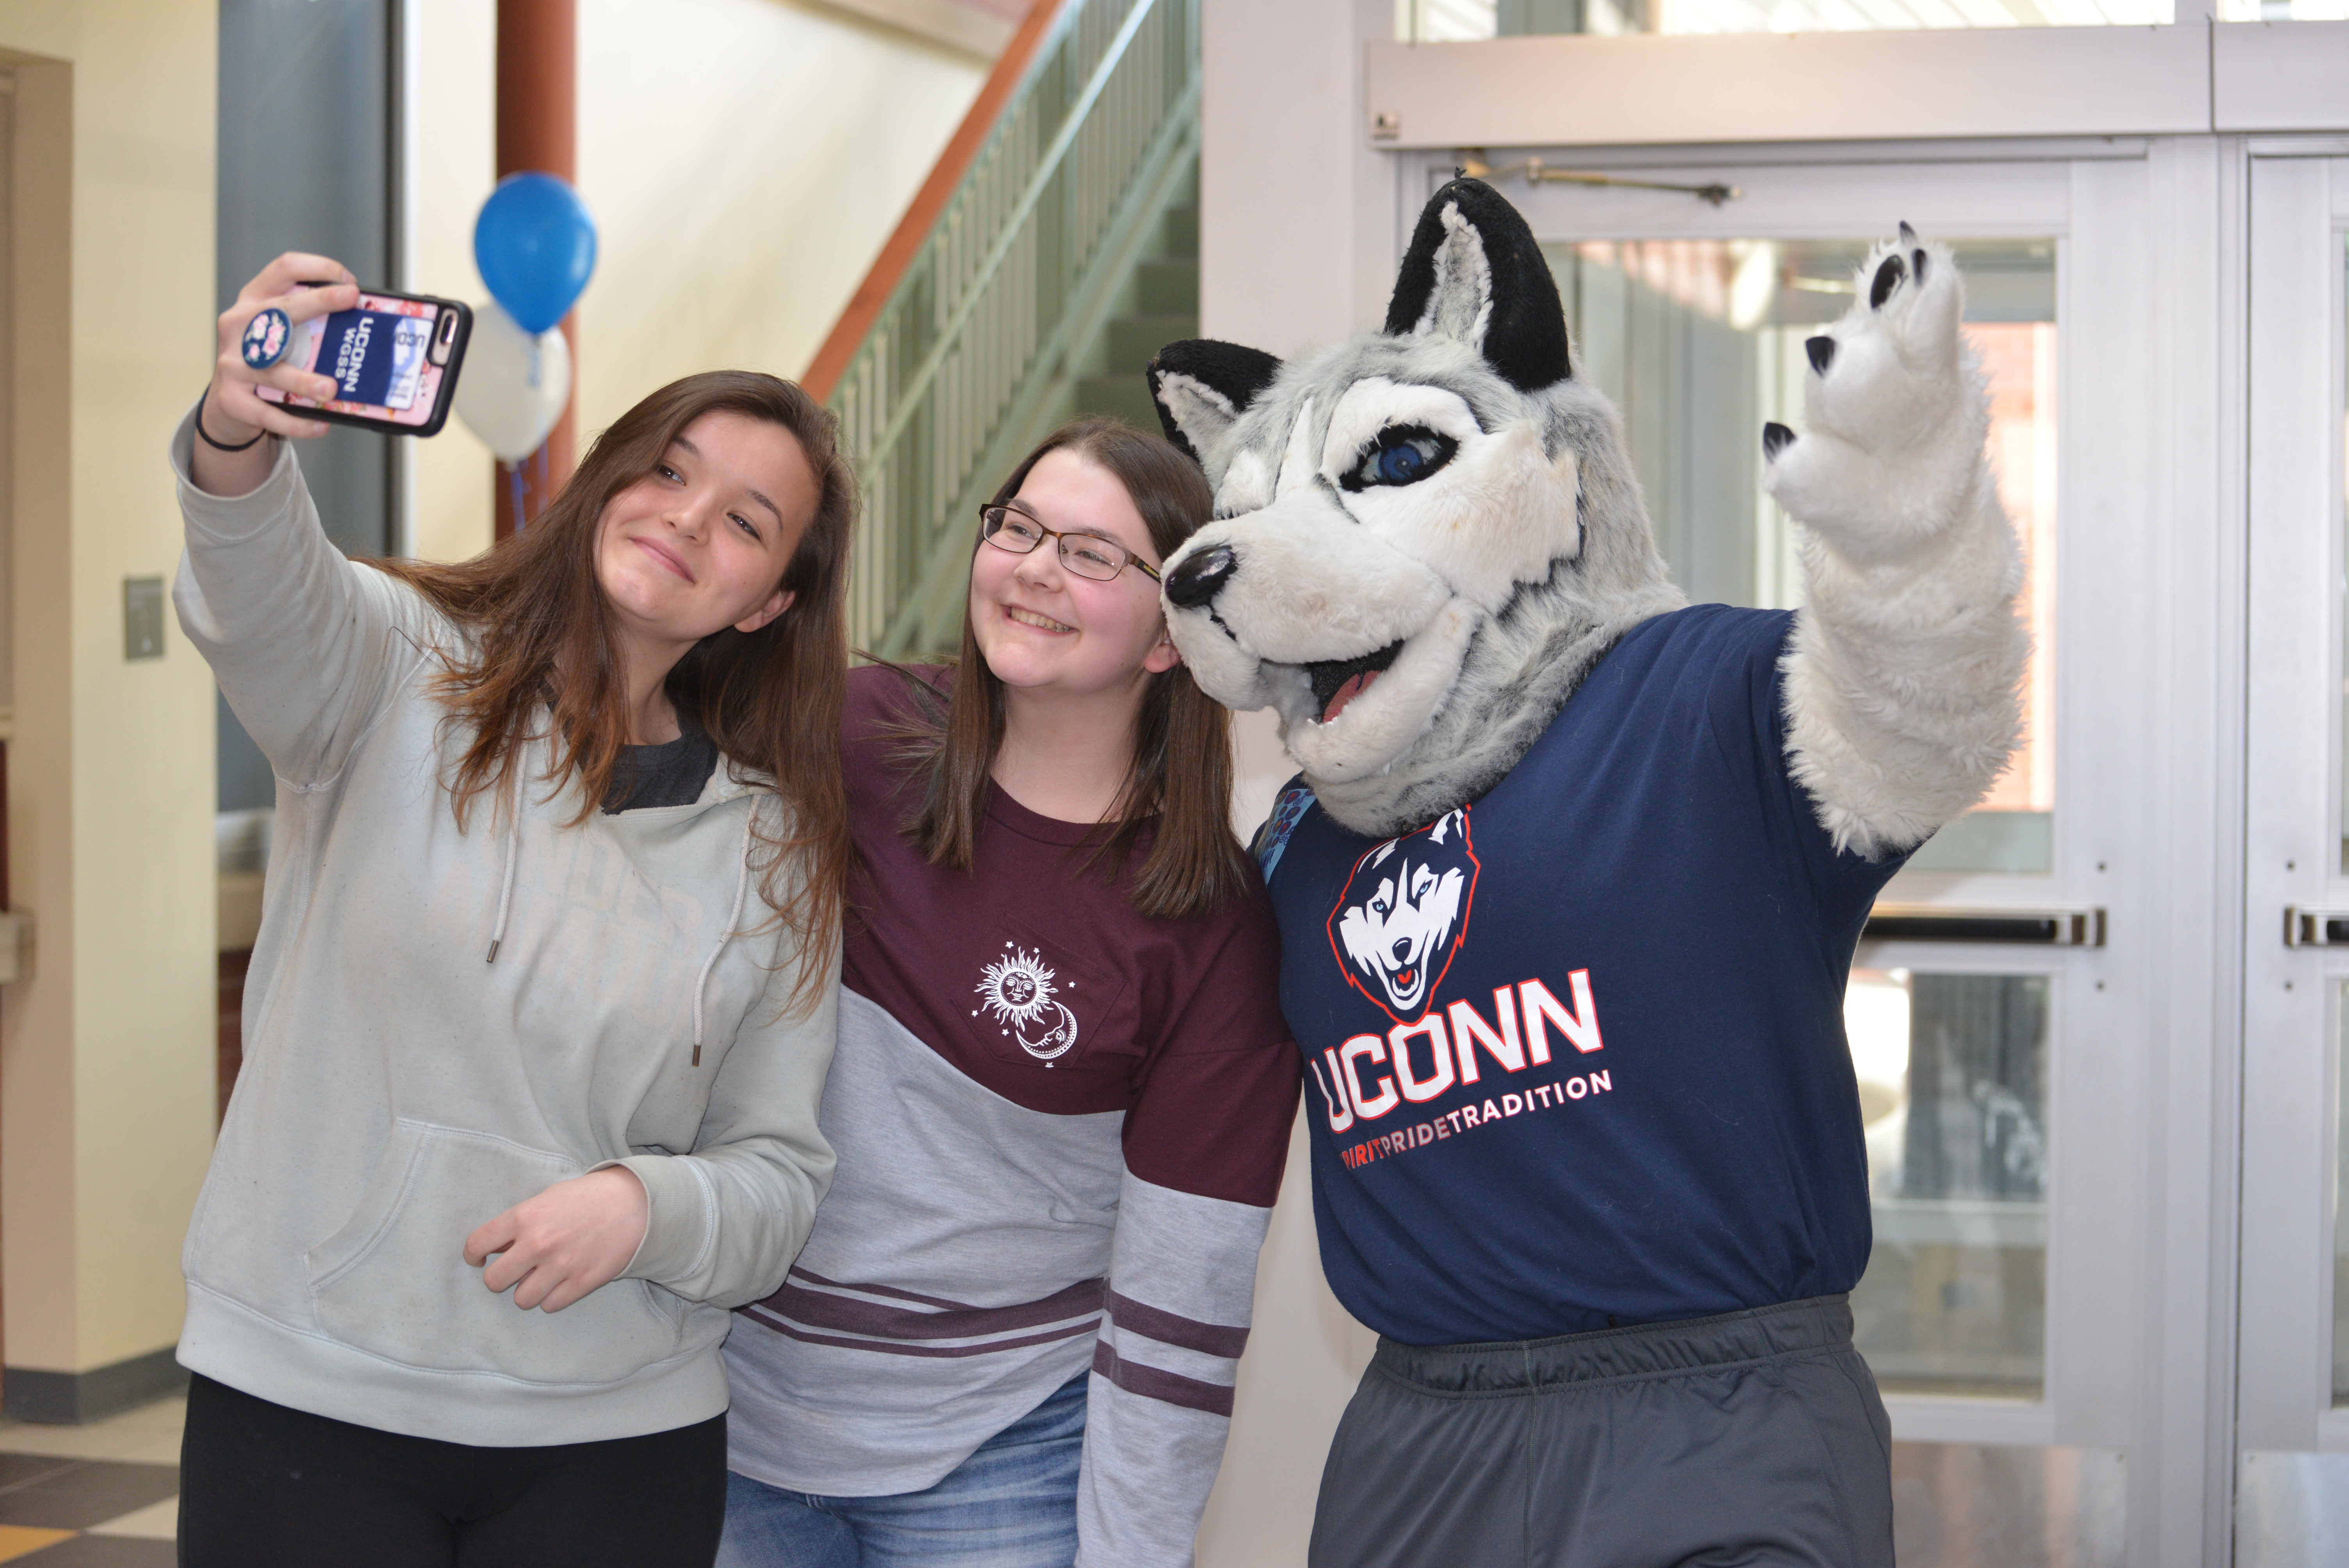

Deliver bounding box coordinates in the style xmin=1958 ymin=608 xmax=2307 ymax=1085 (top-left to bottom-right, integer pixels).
xmin=241 ymin=308 xmax=292 ymax=371
xmin=252 ymin=287 xmax=471 ymax=436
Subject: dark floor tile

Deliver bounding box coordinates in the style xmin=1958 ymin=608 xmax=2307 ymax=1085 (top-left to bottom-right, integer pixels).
xmin=17 ymin=1536 xmax=176 ymax=1566
xmin=0 ymin=1461 xmax=178 ymax=1530
xmin=0 ymin=1461 xmax=78 ymax=1493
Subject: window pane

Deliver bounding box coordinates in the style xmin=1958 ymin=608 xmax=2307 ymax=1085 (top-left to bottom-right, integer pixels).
xmin=1544 ymin=237 xmax=2056 ymax=872
xmin=1848 ymin=969 xmax=2050 ymax=1397
xmin=1401 ymin=0 xmax=2174 ymax=37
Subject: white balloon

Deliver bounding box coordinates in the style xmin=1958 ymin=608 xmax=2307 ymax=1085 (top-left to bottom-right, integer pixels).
xmin=454 ymin=300 xmax=571 ymax=463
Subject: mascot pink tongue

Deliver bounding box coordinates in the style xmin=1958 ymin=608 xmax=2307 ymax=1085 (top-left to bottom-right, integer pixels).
xmin=1322 ymin=670 xmax=1376 ymax=722
xmin=1147 ymin=179 xmax=2026 ymax=1568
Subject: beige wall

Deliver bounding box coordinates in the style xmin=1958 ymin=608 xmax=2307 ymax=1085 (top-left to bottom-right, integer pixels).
xmin=0 ymin=0 xmax=222 ymax=1377
xmin=576 ymin=0 xmax=985 ymax=437
xmin=403 ymin=0 xmax=987 ymax=567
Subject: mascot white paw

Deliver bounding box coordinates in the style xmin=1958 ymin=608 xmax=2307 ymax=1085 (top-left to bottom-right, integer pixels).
xmin=1764 ymin=225 xmax=2028 ymax=857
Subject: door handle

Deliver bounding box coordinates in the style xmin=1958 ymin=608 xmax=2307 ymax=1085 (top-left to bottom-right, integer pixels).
xmin=2283 ymin=907 xmax=2349 ymax=947
xmin=1862 ymin=905 xmax=2106 ymax=947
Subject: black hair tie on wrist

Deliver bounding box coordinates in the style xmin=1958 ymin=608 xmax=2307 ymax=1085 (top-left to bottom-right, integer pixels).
xmin=194 ymin=388 xmax=269 ymax=454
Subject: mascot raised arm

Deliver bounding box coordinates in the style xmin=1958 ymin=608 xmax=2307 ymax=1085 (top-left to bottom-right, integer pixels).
xmin=1148 ymin=178 xmax=2025 ymax=1568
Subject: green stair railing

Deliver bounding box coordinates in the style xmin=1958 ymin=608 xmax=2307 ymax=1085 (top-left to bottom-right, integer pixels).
xmin=809 ymin=0 xmax=1202 ymax=660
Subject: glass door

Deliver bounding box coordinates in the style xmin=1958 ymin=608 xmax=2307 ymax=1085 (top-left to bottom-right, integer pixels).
xmin=2238 ymin=149 xmax=2349 ymax=1559
xmin=1548 ymin=232 xmax=2058 ymax=876
xmin=1547 ymin=218 xmax=2066 ymax=1396
xmin=1430 ymin=143 xmax=2177 ymax=1563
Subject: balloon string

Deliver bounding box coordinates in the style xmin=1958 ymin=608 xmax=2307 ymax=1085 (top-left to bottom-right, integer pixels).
xmin=509 ymin=460 xmax=526 ymax=534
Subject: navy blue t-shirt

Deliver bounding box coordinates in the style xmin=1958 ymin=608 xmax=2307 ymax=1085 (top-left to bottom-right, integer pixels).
xmin=1262 ymin=604 xmax=1906 ymax=1345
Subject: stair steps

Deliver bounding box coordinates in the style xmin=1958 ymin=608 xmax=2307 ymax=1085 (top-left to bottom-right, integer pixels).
xmin=1068 ymin=176 xmax=1198 ymax=436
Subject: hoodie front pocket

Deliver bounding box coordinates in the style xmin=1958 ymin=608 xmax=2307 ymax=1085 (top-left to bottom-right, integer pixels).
xmin=307 ymin=1120 xmax=687 ymax=1386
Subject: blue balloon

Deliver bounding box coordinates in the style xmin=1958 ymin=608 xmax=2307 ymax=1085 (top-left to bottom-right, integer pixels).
xmin=473 ymin=173 xmax=597 ymax=335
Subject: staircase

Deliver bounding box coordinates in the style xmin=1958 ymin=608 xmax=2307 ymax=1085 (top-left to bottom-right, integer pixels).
xmin=802 ymin=0 xmax=1202 ymax=660
xmin=1068 ymin=168 xmax=1198 ymax=432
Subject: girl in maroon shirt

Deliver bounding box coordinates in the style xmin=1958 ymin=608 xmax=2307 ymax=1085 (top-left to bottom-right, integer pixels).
xmin=719 ymin=419 xmax=1300 ymax=1568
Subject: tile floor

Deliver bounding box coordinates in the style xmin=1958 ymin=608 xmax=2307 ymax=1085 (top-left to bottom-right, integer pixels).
xmin=0 ymin=1397 xmax=183 ymax=1564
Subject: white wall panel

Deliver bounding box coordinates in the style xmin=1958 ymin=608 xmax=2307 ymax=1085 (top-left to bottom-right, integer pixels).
xmin=2214 ymin=21 xmax=2349 ymax=134
xmin=1194 ymin=4 xmax=1395 ymax=1561
xmin=1364 ymin=27 xmax=2213 ymax=150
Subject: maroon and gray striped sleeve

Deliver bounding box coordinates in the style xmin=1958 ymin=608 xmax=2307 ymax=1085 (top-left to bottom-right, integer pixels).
xmin=1077 ymin=1170 xmax=1281 ymax=1566
xmin=1072 ymin=829 xmax=1299 ymax=1564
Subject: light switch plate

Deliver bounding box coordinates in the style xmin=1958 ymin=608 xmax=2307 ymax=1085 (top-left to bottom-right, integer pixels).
xmin=123 ymin=576 xmax=164 ymax=660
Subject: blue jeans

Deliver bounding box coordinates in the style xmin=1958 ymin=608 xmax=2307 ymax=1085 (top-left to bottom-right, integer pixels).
xmin=716 ymin=1374 xmax=1087 ymax=1568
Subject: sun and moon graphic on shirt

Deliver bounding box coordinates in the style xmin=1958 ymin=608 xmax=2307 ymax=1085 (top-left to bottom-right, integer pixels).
xmin=973 ymin=944 xmax=1080 ymax=1061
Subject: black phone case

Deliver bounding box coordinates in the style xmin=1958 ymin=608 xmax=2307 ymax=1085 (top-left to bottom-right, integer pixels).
xmin=269 ymin=292 xmax=473 ymax=437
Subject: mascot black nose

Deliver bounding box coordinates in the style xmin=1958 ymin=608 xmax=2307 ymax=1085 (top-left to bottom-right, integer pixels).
xmin=1165 ymin=544 xmax=1237 ymax=609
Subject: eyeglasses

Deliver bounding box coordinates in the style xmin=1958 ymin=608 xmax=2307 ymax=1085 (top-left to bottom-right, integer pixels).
xmin=978 ymin=503 xmax=1161 ymax=584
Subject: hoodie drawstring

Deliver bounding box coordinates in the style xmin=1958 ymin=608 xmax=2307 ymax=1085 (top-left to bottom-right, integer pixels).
xmin=691 ymin=805 xmax=756 ymax=1067
xmin=480 ymin=745 xmax=754 ymax=1068
xmin=486 ymin=761 xmax=524 ymax=964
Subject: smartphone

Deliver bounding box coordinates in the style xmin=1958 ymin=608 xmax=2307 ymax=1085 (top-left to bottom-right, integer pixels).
xmin=255 ymin=287 xmax=471 ymax=436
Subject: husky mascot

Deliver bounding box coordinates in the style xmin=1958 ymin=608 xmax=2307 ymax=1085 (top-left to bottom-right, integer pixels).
xmin=1147 ymin=178 xmax=2023 ymax=1566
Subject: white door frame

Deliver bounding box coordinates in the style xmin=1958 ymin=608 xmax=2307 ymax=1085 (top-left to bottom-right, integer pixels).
xmin=1385 ymin=133 xmax=2246 ymax=1568
xmin=2237 ymin=145 xmax=2349 ymax=1550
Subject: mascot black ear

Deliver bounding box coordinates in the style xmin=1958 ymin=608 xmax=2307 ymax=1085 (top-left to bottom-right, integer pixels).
xmin=1383 ymin=177 xmax=1571 ymax=392
xmin=1148 ymin=339 xmax=1284 ymax=464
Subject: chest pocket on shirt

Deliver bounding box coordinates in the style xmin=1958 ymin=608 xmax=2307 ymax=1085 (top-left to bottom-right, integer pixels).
xmin=964 ymin=919 xmax=1137 ymax=1076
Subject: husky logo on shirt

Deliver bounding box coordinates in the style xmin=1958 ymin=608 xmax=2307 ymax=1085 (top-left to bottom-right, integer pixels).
xmin=1329 ymin=809 xmax=1478 ymax=1023
xmin=975 ymin=944 xmax=1080 ymax=1060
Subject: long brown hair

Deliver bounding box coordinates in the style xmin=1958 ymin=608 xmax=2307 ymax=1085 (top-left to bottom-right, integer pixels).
xmin=896 ymin=417 xmax=1250 ymax=921
xmin=374 ymin=371 xmax=853 ymax=1007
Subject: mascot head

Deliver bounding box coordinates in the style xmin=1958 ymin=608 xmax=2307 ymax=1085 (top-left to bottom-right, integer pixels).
xmin=1150 ymin=178 xmax=1684 ymax=840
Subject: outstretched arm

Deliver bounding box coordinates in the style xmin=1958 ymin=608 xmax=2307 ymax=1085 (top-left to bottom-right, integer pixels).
xmin=175 ymin=252 xmax=426 ymax=790
xmin=1763 ymin=226 xmax=2030 ymax=860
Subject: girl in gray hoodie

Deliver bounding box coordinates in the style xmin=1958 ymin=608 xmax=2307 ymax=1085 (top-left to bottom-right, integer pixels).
xmin=171 ymin=253 xmax=851 ymax=1568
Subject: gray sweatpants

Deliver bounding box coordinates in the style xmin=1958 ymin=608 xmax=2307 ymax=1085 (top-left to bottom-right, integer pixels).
xmin=1307 ymin=1295 xmax=1894 ymax=1568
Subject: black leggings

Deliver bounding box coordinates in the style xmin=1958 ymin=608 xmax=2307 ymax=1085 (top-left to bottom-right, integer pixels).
xmin=178 ymin=1373 xmax=726 ymax=1568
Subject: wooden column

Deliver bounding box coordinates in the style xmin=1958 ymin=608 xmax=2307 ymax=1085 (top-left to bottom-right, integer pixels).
xmin=493 ymin=0 xmax=578 ymax=539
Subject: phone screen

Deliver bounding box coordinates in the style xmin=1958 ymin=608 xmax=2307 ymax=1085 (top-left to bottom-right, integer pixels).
xmin=258 ymin=292 xmax=450 ymax=426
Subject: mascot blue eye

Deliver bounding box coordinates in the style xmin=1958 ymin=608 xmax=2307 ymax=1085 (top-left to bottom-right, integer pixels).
xmin=1343 ymin=425 xmax=1458 ymax=493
